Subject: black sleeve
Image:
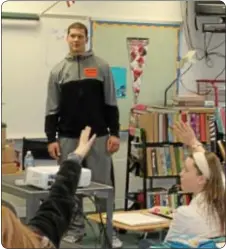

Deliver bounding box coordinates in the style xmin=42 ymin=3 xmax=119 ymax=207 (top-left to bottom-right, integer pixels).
xmin=104 ymin=105 xmax=120 ymax=137
xmin=28 ymin=158 xmax=81 ymax=248
xmin=103 ymin=64 xmax=120 ymax=137
xmin=45 ymin=115 xmax=59 ymax=143
xmin=44 ymin=72 xmax=60 ymax=143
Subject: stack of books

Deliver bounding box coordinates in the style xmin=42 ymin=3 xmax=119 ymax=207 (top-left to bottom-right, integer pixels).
xmin=172 ymin=94 xmax=205 ymax=107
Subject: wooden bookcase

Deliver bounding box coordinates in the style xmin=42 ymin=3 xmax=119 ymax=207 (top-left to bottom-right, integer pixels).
xmin=124 ymin=106 xmax=216 ymax=212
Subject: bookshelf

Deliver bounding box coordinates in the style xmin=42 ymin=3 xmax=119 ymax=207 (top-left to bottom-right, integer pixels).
xmin=124 ymin=105 xmax=216 ymax=213
xmin=214 ymin=106 xmax=225 ymax=163
xmin=215 ymin=106 xmax=225 ymax=135
xmin=147 ymin=190 xmax=191 ymax=209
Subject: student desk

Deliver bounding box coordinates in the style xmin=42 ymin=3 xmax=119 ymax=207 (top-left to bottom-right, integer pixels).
xmin=2 ymin=172 xmax=114 ymax=249
xmin=87 ymin=209 xmax=171 ymax=232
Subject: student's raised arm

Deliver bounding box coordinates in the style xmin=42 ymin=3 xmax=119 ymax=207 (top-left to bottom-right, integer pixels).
xmin=28 ymin=127 xmax=96 ymax=248
xmin=172 ymin=121 xmax=205 ymax=153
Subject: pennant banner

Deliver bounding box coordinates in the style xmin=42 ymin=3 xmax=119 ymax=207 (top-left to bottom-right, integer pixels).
xmin=127 ymin=37 xmax=149 ymax=104
xmin=66 ymin=0 xmax=75 ymax=7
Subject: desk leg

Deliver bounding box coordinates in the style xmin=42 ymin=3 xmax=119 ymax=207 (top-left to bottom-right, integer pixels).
xmin=26 ymin=197 xmax=40 ymax=223
xmin=104 ymin=189 xmax=113 ymax=249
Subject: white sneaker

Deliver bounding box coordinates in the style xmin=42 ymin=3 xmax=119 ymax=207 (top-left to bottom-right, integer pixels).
xmin=62 ymin=235 xmax=83 ymax=244
xmin=112 ymin=234 xmax=123 ymax=248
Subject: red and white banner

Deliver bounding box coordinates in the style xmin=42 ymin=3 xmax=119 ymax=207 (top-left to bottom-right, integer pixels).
xmin=66 ymin=0 xmax=75 ymax=7
xmin=127 ymin=37 xmax=149 ymax=104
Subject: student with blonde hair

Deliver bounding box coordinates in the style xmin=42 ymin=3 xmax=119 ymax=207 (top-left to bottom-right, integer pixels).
xmin=2 ymin=126 xmax=96 ymax=249
xmin=164 ymin=121 xmax=225 ymax=241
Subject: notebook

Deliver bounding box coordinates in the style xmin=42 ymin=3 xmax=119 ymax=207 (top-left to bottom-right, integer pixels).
xmin=104 ymin=213 xmax=168 ymax=226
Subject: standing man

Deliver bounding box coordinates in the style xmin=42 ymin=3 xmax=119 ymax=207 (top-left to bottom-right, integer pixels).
xmin=44 ymin=22 xmax=122 ymax=248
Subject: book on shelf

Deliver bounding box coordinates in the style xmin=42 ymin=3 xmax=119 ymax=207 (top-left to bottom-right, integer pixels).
xmin=215 ymin=106 xmax=225 ymax=135
xmin=135 ymin=107 xmax=216 ymax=144
xmin=145 ymin=143 xmax=212 ymax=177
xmin=128 ymin=106 xmax=216 ymax=177
xmin=146 ymin=190 xmax=191 ymax=209
xmin=146 ymin=145 xmax=186 ymax=177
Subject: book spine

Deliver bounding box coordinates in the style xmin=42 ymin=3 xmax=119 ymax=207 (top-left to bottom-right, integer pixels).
xmin=208 ymin=115 xmax=216 ymax=141
xmin=200 ymin=113 xmax=207 ymax=142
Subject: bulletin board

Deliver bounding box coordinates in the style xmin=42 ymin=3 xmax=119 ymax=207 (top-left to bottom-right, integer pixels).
xmin=92 ymin=20 xmax=181 ymax=129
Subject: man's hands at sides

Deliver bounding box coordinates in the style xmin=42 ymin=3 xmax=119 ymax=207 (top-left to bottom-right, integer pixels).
xmin=47 ymin=127 xmax=96 ymax=160
xmin=48 ymin=129 xmax=118 ymax=159
xmin=48 ymin=142 xmax=61 ymax=160
xmin=107 ymin=135 xmax=120 ymax=154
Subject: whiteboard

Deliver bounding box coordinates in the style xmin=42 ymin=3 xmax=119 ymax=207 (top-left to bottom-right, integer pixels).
xmin=2 ymin=15 xmax=91 ymax=139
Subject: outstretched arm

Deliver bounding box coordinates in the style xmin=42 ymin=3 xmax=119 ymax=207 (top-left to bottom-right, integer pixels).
xmin=28 ymin=127 xmax=96 ymax=248
xmin=28 ymin=157 xmax=82 ymax=248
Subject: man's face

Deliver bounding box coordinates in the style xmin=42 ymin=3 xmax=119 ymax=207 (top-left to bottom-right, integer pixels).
xmin=67 ymin=28 xmax=87 ymax=54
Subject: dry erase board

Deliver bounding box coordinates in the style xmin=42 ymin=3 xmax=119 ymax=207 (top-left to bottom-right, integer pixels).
xmin=2 ymin=15 xmax=91 ymax=138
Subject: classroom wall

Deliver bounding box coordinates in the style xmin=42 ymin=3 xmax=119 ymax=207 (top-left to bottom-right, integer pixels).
xmin=3 ymin=0 xmax=224 ymax=95
xmin=2 ymin=1 xmax=182 ymax=22
xmin=179 ymin=1 xmax=225 ymax=95
xmin=2 ymin=1 xmax=225 ymax=210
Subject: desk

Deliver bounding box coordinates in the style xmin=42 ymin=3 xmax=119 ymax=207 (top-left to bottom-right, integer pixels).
xmin=2 ymin=173 xmax=114 ymax=249
xmin=87 ymin=209 xmax=171 ymax=232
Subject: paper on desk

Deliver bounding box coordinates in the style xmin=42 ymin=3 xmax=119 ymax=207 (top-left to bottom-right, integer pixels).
xmin=104 ymin=213 xmax=168 ymax=226
xmin=216 ymin=242 xmax=225 ymax=248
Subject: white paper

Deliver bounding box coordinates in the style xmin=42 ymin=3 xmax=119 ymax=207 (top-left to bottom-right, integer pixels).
xmin=109 ymin=213 xmax=168 ymax=226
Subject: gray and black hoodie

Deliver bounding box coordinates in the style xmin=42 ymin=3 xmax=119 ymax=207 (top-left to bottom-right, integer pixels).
xmin=44 ymin=51 xmax=120 ymax=143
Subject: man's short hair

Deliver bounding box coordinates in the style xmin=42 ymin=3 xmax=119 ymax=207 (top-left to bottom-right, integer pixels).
xmin=67 ymin=22 xmax=88 ymax=37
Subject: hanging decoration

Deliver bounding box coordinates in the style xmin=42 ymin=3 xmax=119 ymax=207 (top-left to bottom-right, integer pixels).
xmin=66 ymin=0 xmax=75 ymax=7
xmin=127 ymin=37 xmax=149 ymax=105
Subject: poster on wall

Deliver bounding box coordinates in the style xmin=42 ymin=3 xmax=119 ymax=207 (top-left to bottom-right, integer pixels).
xmin=127 ymin=37 xmax=149 ymax=104
xmin=111 ymin=67 xmax=127 ymax=98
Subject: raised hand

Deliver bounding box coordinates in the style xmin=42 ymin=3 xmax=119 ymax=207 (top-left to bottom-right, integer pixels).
xmin=74 ymin=126 xmax=96 ymax=158
xmin=172 ymin=121 xmax=198 ymax=147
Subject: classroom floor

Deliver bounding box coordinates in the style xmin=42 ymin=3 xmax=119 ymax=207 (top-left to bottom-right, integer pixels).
xmin=60 ymin=228 xmax=138 ymax=248
xmin=59 ymin=221 xmax=161 ymax=248
xmin=19 ymin=216 xmax=162 ymax=248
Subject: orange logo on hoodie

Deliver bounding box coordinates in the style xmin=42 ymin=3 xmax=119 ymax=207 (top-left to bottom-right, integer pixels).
xmin=84 ymin=68 xmax=98 ymax=78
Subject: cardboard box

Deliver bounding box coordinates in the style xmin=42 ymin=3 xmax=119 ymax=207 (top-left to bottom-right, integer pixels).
xmin=1 ymin=126 xmax=6 ymax=146
xmin=2 ymin=144 xmax=16 ymax=163
xmin=2 ymin=162 xmax=18 ymax=174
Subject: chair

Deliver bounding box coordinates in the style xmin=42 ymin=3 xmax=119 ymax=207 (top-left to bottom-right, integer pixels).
xmin=22 ymin=137 xmax=53 ymax=170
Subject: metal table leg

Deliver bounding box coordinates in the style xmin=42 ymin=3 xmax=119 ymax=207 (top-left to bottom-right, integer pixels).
xmin=104 ymin=188 xmax=114 ymax=249
xmin=26 ymin=196 xmax=40 ymax=223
